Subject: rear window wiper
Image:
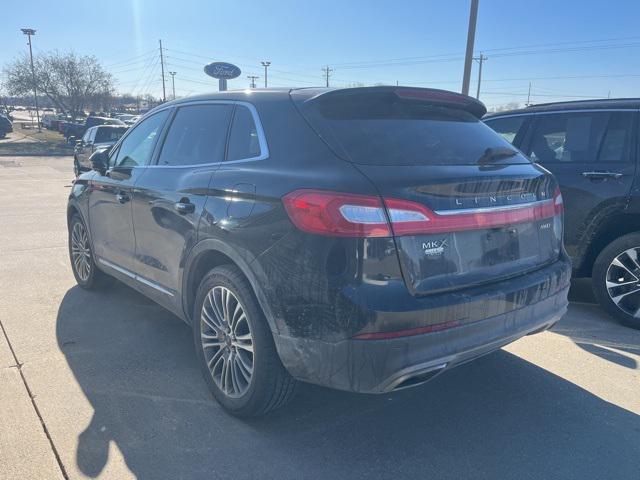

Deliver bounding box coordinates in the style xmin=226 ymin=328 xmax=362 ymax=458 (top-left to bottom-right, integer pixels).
xmin=476 ymin=147 xmax=519 ymax=164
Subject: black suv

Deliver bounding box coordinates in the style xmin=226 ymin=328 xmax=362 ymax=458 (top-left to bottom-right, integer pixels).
xmin=0 ymin=114 xmax=13 ymax=138
xmin=484 ymin=100 xmax=640 ymax=328
xmin=73 ymin=125 xmax=128 ymax=176
xmin=68 ymin=87 xmax=570 ymax=416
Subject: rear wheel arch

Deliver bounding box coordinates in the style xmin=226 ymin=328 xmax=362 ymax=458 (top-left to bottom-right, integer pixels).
xmin=182 ymin=241 xmax=279 ymax=334
xmin=579 ymin=213 xmax=640 ymax=277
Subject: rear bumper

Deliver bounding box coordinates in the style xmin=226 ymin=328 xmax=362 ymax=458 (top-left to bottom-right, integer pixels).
xmin=273 ymin=259 xmax=570 ymax=393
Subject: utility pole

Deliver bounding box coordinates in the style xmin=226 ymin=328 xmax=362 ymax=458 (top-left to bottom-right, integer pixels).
xmin=474 ymin=53 xmax=487 ymax=99
xmin=526 ymin=82 xmax=532 ymax=106
xmin=169 ymin=71 xmax=176 ymax=99
xmin=247 ymin=75 xmax=259 ymax=88
xmin=159 ymin=39 xmax=166 ymax=102
xmin=261 ymin=61 xmax=271 ymax=88
xmin=21 ymin=28 xmax=40 ymax=132
xmin=322 ymin=66 xmax=333 ymax=87
xmin=461 ymin=0 xmax=479 ymax=96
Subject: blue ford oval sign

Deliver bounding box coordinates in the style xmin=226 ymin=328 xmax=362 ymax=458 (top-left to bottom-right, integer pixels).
xmin=204 ymin=62 xmax=241 ymax=80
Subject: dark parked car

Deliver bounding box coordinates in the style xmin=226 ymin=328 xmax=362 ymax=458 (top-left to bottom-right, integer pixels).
xmin=73 ymin=125 xmax=128 ymax=176
xmin=67 ymin=87 xmax=570 ymax=416
xmin=0 ymin=114 xmax=13 ymax=138
xmin=484 ymin=99 xmax=640 ymax=328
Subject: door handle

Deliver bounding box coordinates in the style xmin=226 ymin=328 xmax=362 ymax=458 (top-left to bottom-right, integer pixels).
xmin=174 ymin=200 xmax=195 ymax=214
xmin=581 ymin=171 xmax=624 ymax=180
xmin=116 ymin=192 xmax=130 ymax=204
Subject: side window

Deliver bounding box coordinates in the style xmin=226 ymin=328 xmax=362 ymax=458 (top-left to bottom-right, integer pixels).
xmin=157 ymin=104 xmax=232 ymax=166
xmin=82 ymin=128 xmax=93 ymax=143
xmin=598 ymin=112 xmax=634 ymax=163
xmin=526 ymin=112 xmax=609 ymax=164
xmin=484 ymin=116 xmax=526 ymax=145
xmin=227 ymin=105 xmax=262 ymax=160
xmin=114 ymin=109 xmax=170 ymax=168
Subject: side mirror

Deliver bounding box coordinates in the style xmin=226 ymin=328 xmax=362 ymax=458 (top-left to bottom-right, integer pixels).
xmin=90 ymin=150 xmax=109 ymax=175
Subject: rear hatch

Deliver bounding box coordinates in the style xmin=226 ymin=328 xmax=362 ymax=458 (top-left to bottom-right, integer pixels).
xmin=292 ymin=87 xmax=563 ymax=295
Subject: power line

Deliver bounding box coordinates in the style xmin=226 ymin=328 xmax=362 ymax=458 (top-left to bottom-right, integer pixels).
xmin=106 ymin=50 xmax=157 ymax=69
xmin=127 ymin=55 xmax=158 ymax=95
xmin=329 ymin=40 xmax=640 ymax=71
xmin=104 ymin=49 xmax=157 ymax=67
xmin=164 ymin=48 xmax=360 ymax=83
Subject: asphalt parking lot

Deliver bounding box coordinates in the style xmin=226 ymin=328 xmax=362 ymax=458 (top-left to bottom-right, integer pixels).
xmin=1 ymin=155 xmax=639 ymax=480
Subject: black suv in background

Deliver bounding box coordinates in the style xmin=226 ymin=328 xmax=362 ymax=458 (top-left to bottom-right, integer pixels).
xmin=68 ymin=87 xmax=570 ymax=416
xmin=485 ymin=100 xmax=640 ymax=328
xmin=73 ymin=125 xmax=128 ymax=176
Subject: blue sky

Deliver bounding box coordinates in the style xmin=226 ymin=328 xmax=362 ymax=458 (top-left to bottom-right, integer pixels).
xmin=3 ymin=0 xmax=640 ymax=109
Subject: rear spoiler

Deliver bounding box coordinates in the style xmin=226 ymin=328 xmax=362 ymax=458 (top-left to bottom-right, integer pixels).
xmin=297 ymin=86 xmax=487 ymax=119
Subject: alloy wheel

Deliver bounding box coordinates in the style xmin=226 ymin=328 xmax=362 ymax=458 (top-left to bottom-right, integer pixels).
xmin=71 ymin=222 xmax=92 ymax=282
xmin=605 ymin=247 xmax=640 ymax=318
xmin=200 ymin=286 xmax=254 ymax=398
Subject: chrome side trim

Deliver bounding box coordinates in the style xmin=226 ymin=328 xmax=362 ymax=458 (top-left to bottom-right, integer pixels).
xmin=434 ymin=199 xmax=551 ymax=216
xmin=135 ymin=275 xmax=175 ymax=297
xmin=98 ymin=257 xmax=134 ymax=278
xmin=97 ymin=258 xmax=174 ymax=297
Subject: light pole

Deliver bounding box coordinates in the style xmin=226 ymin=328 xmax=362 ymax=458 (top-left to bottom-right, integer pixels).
xmin=21 ymin=28 xmax=40 ymax=132
xmin=169 ymin=71 xmax=176 ymax=99
xmin=461 ymin=0 xmax=479 ymax=96
xmin=261 ymin=61 xmax=271 ymax=88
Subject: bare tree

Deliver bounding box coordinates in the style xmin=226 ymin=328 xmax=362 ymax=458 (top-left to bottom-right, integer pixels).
xmin=3 ymin=51 xmax=114 ymax=117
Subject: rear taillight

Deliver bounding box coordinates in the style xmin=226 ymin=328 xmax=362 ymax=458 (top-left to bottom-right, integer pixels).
xmin=282 ymin=190 xmax=391 ymax=237
xmin=383 ymin=196 xmax=559 ymax=236
xmin=283 ymin=189 xmax=564 ymax=238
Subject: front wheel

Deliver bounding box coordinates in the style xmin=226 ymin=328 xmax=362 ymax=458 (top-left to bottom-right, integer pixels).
xmin=593 ymin=232 xmax=640 ymax=329
xmin=193 ymin=265 xmax=297 ymax=417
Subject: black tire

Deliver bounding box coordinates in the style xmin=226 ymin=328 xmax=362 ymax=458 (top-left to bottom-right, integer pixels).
xmin=193 ymin=265 xmax=297 ymax=417
xmin=592 ymin=232 xmax=640 ymax=329
xmin=68 ymin=214 xmax=113 ymax=290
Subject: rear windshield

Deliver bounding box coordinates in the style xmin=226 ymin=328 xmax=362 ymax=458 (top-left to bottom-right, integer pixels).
xmin=297 ymin=92 xmax=527 ymax=166
xmin=95 ymin=127 xmax=127 ymax=143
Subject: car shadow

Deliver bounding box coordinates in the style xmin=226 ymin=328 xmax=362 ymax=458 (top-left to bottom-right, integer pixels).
xmin=554 ymin=278 xmax=640 ymax=369
xmin=56 ymin=283 xmax=640 ymax=480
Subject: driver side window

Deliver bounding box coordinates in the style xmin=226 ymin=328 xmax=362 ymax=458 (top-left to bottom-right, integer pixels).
xmin=82 ymin=128 xmax=93 ymax=143
xmin=113 ymin=109 xmax=170 ymax=168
